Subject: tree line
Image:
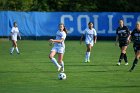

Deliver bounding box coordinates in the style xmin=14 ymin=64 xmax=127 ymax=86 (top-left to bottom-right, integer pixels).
xmin=0 ymin=0 xmax=140 ymax=12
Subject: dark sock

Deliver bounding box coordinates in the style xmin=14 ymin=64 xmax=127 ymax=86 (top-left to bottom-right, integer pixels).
xmin=130 ymin=58 xmax=138 ymax=70
xmin=119 ymin=53 xmax=124 ymax=63
xmin=124 ymin=53 xmax=128 ymax=63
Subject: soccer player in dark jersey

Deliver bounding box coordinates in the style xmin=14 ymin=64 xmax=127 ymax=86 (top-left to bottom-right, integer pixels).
xmin=115 ymin=19 xmax=131 ymax=66
xmin=129 ymin=22 xmax=140 ymax=72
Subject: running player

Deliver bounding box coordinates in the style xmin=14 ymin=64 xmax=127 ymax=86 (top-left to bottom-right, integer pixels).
xmin=80 ymin=22 xmax=97 ymax=63
xmin=115 ymin=19 xmax=131 ymax=66
xmin=10 ymin=22 xmax=21 ymax=54
xmin=129 ymin=21 xmax=140 ymax=72
xmin=49 ymin=23 xmax=67 ymax=72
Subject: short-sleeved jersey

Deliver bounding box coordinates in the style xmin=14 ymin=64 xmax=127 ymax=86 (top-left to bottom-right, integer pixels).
xmin=11 ymin=27 xmax=19 ymax=41
xmin=116 ymin=26 xmax=130 ymax=42
xmin=83 ymin=28 xmax=97 ymax=43
xmin=131 ymin=29 xmax=140 ymax=45
xmin=54 ymin=31 xmax=66 ymax=48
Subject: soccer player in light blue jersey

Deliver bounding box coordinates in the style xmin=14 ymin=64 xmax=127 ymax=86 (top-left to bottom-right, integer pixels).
xmin=80 ymin=22 xmax=97 ymax=63
xmin=49 ymin=23 xmax=67 ymax=72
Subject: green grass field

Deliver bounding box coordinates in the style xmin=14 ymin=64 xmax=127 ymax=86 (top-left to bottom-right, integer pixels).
xmin=0 ymin=40 xmax=140 ymax=93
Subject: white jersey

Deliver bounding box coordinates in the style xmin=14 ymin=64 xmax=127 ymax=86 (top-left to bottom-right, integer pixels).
xmin=83 ymin=28 xmax=97 ymax=45
xmin=54 ymin=31 xmax=66 ymax=48
xmin=11 ymin=27 xmax=19 ymax=41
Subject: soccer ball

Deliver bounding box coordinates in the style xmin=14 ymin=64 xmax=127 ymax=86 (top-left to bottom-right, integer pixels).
xmin=58 ymin=73 xmax=66 ymax=80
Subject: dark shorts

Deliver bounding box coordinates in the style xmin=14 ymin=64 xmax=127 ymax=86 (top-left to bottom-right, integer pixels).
xmin=133 ymin=44 xmax=140 ymax=53
xmin=119 ymin=41 xmax=128 ymax=48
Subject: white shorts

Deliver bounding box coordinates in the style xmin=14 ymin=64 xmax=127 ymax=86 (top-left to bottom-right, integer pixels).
xmin=85 ymin=41 xmax=94 ymax=46
xmin=51 ymin=47 xmax=65 ymax=54
xmin=11 ymin=36 xmax=17 ymax=41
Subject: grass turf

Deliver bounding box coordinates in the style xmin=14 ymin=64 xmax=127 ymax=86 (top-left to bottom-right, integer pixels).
xmin=0 ymin=40 xmax=140 ymax=93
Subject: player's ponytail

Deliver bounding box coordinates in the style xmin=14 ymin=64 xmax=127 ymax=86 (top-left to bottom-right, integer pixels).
xmin=63 ymin=26 xmax=68 ymax=34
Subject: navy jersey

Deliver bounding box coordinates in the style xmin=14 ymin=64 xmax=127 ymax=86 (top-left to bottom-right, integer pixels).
xmin=116 ymin=26 xmax=130 ymax=42
xmin=131 ymin=29 xmax=140 ymax=45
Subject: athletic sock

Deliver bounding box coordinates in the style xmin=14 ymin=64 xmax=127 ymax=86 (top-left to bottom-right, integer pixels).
xmin=124 ymin=53 xmax=128 ymax=63
xmin=118 ymin=53 xmax=124 ymax=63
xmin=10 ymin=47 xmax=14 ymax=53
xmin=130 ymin=58 xmax=138 ymax=71
xmin=60 ymin=61 xmax=64 ymax=72
xmin=60 ymin=61 xmax=64 ymax=68
xmin=85 ymin=52 xmax=88 ymax=61
xmin=51 ymin=58 xmax=61 ymax=68
xmin=15 ymin=47 xmax=19 ymax=53
xmin=87 ymin=52 xmax=90 ymax=61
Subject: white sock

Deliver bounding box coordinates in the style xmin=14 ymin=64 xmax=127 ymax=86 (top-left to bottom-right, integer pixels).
xmin=60 ymin=61 xmax=64 ymax=68
xmin=51 ymin=58 xmax=61 ymax=68
xmin=10 ymin=47 xmax=14 ymax=53
xmin=87 ymin=52 xmax=90 ymax=61
xmin=15 ymin=47 xmax=19 ymax=53
xmin=60 ymin=61 xmax=64 ymax=72
xmin=85 ymin=52 xmax=88 ymax=61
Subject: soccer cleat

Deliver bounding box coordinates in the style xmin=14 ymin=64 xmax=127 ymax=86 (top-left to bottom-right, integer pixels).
xmin=117 ymin=62 xmax=121 ymax=66
xmin=57 ymin=66 xmax=61 ymax=72
xmin=84 ymin=61 xmax=88 ymax=63
xmin=10 ymin=52 xmax=13 ymax=55
xmin=87 ymin=60 xmax=90 ymax=63
xmin=84 ymin=59 xmax=88 ymax=63
xmin=17 ymin=52 xmax=20 ymax=55
xmin=125 ymin=63 xmax=129 ymax=66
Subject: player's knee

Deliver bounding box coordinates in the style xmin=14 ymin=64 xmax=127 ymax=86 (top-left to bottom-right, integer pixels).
xmin=49 ymin=54 xmax=53 ymax=59
xmin=136 ymin=55 xmax=139 ymax=59
xmin=137 ymin=54 xmax=140 ymax=59
xmin=121 ymin=50 xmax=126 ymax=53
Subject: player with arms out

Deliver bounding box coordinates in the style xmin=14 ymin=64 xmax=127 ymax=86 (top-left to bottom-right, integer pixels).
xmin=10 ymin=22 xmax=21 ymax=54
xmin=129 ymin=21 xmax=140 ymax=72
xmin=49 ymin=23 xmax=67 ymax=72
xmin=115 ymin=19 xmax=131 ymax=66
xmin=80 ymin=22 xmax=97 ymax=63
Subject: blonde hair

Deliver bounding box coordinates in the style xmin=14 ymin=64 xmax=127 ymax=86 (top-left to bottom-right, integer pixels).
xmin=136 ymin=21 xmax=140 ymax=25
